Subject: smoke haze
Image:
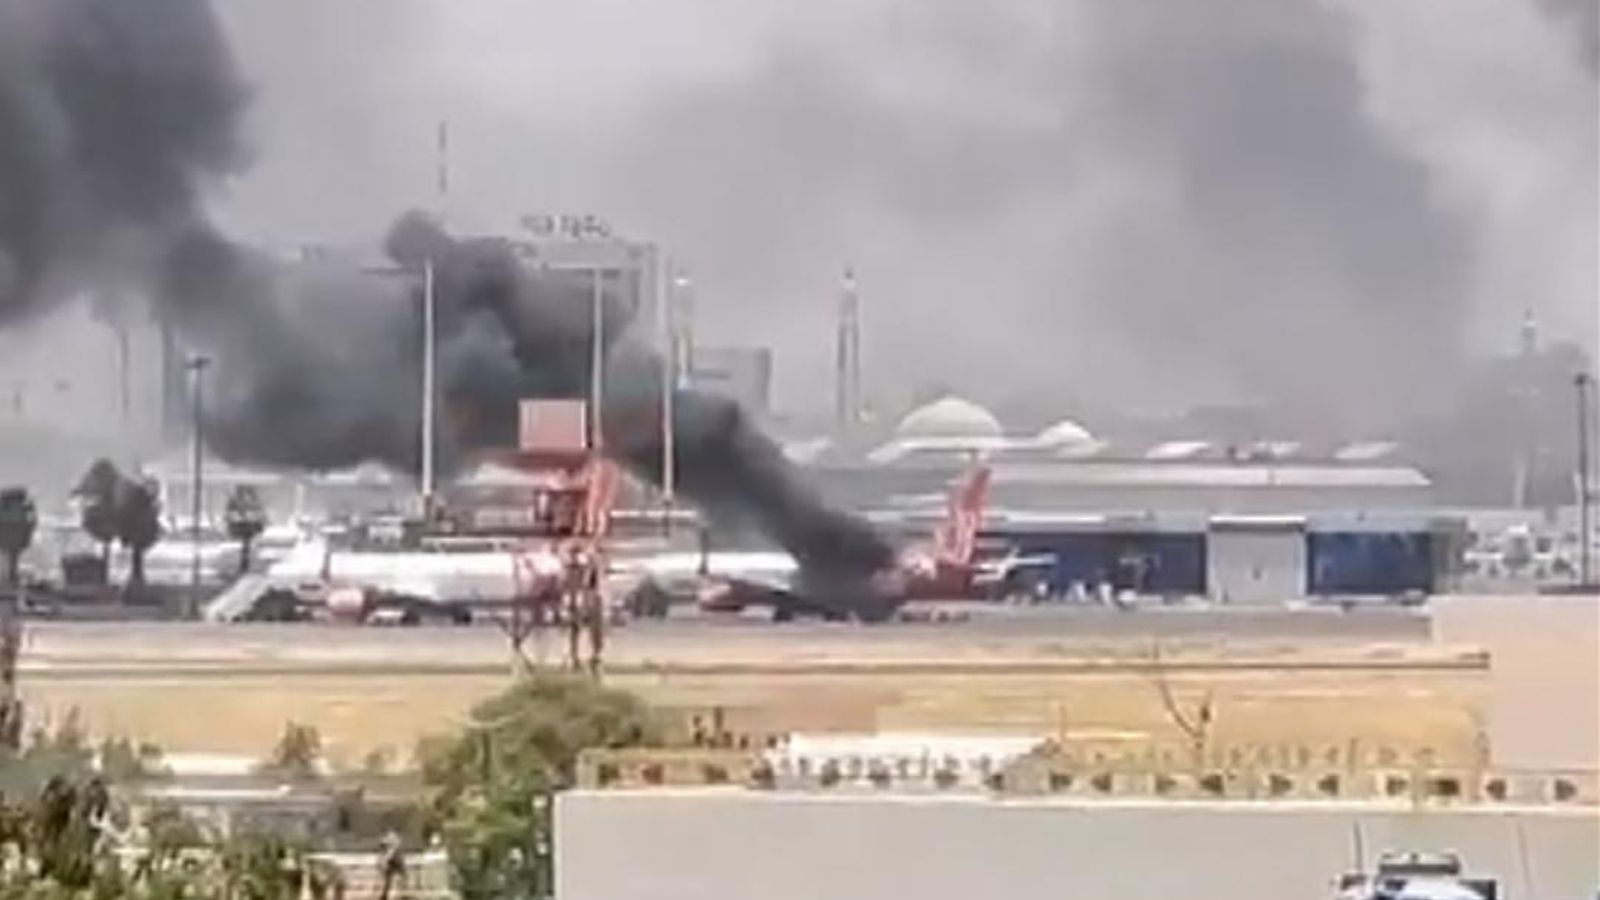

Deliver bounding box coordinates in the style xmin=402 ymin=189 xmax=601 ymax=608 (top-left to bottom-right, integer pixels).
xmin=198 ymin=0 xmax=1595 ymax=430
xmin=0 ymin=0 xmax=896 ymax=579
xmin=0 ymin=0 xmax=1595 ymax=455
xmin=0 ymin=0 xmax=244 ymax=323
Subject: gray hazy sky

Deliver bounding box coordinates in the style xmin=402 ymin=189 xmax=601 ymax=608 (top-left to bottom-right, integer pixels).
xmin=6 ymin=0 xmax=1597 ymax=432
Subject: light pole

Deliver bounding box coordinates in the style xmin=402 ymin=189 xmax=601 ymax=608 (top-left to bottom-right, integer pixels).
xmin=421 ymin=259 xmax=437 ymax=514
xmin=589 ymin=267 xmax=605 ymax=451
xmin=186 ymin=354 xmax=211 ymax=616
xmin=1576 ymin=371 xmax=1593 ymax=587
xmin=115 ymin=322 xmax=132 ymax=467
xmin=659 ymin=267 xmax=691 ymax=533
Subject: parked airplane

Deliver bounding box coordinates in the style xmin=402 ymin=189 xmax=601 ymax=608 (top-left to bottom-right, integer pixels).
xmin=628 ymin=466 xmax=1005 ymax=622
xmin=233 ymin=460 xmax=621 ymax=624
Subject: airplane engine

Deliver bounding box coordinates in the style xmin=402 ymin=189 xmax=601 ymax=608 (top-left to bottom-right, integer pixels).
xmin=899 ymin=548 xmax=939 ymax=581
xmin=325 ymin=586 xmax=370 ymax=623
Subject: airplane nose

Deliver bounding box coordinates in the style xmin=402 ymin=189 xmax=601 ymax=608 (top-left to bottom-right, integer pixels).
xmin=695 ymin=577 xmax=731 ymax=602
xmin=900 ymin=553 xmax=936 ymax=579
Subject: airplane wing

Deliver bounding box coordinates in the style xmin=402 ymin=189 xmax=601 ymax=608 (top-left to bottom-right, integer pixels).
xmin=697 ymin=555 xmax=804 ymax=609
xmin=717 ymin=568 xmax=800 ymax=596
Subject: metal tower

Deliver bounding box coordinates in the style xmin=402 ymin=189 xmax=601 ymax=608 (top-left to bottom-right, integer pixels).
xmin=835 ymin=267 xmax=862 ymax=431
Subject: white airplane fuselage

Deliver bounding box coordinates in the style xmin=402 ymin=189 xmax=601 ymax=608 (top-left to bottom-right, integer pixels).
xmin=264 ymin=540 xmax=563 ymax=606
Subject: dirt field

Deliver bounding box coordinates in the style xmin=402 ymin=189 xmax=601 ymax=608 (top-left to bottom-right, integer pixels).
xmin=13 ymin=615 xmax=1486 ymax=770
xmin=18 ymin=667 xmax=1485 ymax=770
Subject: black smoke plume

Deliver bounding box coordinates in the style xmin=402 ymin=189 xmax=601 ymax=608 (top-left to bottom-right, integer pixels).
xmin=0 ymin=0 xmax=894 ymax=589
xmin=384 ymin=212 xmax=897 ymax=580
xmin=0 ymin=0 xmax=244 ymax=323
xmin=189 ymin=212 xmax=894 ymax=583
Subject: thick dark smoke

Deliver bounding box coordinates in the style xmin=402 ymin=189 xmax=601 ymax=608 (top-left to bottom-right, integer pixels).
xmin=599 ymin=0 xmax=1488 ymax=431
xmin=0 ymin=0 xmax=894 ymax=584
xmin=196 ymin=211 xmax=893 ymax=578
xmin=379 ymin=212 xmax=895 ymax=579
xmin=1535 ymin=0 xmax=1600 ymax=75
xmin=0 ymin=0 xmax=244 ymax=322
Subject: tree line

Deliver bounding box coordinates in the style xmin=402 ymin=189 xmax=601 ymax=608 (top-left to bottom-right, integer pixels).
xmin=0 ymin=460 xmax=269 ymax=598
xmin=0 ymin=674 xmax=657 ymax=899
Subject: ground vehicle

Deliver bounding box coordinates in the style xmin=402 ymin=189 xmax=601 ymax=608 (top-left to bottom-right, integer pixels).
xmin=1335 ymin=852 xmax=1498 ymax=900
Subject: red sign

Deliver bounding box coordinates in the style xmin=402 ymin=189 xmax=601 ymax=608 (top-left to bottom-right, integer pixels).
xmin=519 ymin=399 xmax=588 ymax=453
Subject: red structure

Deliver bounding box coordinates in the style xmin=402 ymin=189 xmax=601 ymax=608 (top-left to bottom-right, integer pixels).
xmin=497 ymin=400 xmax=620 ymax=673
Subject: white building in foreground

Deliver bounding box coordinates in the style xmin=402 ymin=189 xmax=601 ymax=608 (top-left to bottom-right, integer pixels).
xmin=557 ymin=791 xmax=1599 ymax=900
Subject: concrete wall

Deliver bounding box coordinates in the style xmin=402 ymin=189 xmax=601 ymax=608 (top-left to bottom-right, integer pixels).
xmin=1433 ymin=595 xmax=1600 ymax=771
xmin=557 ymin=791 xmax=1600 ymax=900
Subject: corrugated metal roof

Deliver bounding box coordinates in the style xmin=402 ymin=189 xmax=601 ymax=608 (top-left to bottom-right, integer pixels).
xmin=990 ymin=461 xmax=1429 ymax=489
xmin=1334 ymin=441 xmax=1399 ymax=462
xmin=1145 ymin=440 xmax=1211 ymax=460
xmin=987 ymin=511 xmax=1210 ymax=533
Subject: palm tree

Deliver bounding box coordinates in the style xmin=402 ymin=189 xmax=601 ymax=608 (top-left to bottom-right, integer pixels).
xmin=115 ymin=481 xmax=162 ymax=594
xmin=224 ymin=485 xmax=267 ymax=574
xmin=73 ymin=459 xmax=123 ymax=569
xmin=0 ymin=488 xmax=37 ymax=587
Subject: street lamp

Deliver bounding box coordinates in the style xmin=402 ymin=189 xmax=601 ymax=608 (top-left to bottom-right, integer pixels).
xmin=358 ymin=257 xmax=439 ymax=516
xmin=1576 ymin=371 xmax=1594 ymax=587
xmin=185 ymin=354 xmax=211 ymax=615
xmin=531 ymin=792 xmax=554 ymax=900
xmin=421 ymin=259 xmax=437 ymax=513
xmin=671 ymin=272 xmax=694 ymax=391
xmin=590 ymin=268 xmax=605 ymax=452
xmin=658 ymin=267 xmax=694 ymax=533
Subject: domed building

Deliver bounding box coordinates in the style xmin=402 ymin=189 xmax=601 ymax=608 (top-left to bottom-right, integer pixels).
xmin=1034 ymin=418 xmax=1097 ymax=451
xmin=866 ymin=395 xmax=1008 ymax=464
xmin=893 ymin=395 xmax=1004 ymax=443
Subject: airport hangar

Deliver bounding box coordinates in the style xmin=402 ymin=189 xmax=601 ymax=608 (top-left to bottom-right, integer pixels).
xmin=788 ymin=395 xmax=1464 ymax=604
xmin=128 ymin=388 xmax=1462 ymax=605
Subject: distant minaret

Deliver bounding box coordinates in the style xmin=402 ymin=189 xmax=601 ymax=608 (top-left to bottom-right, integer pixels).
xmin=435 ymin=120 xmax=451 ymax=219
xmin=835 ymin=266 xmax=862 ymax=432
xmin=1513 ymin=309 xmax=1541 ymax=508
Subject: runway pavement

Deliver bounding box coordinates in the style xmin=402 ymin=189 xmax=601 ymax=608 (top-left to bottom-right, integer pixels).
xmin=12 ymin=604 xmax=1479 ymax=763
xmin=17 ymin=603 xmax=1438 ymax=674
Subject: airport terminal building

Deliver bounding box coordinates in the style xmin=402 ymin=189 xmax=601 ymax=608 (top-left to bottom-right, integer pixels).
xmin=128 ymin=390 xmax=1464 ymax=604
xmin=788 ymin=395 xmax=1462 ymax=602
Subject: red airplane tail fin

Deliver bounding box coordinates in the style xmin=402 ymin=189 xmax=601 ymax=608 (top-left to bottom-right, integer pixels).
xmin=934 ymin=465 xmax=990 ymax=565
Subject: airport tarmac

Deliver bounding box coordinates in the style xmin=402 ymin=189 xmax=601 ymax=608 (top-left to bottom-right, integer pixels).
xmin=11 ymin=605 xmax=1480 ymax=766
xmin=18 ymin=604 xmax=1435 ymax=673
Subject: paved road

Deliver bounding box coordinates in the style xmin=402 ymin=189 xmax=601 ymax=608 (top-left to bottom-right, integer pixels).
xmin=18 ymin=604 xmax=1435 ymax=672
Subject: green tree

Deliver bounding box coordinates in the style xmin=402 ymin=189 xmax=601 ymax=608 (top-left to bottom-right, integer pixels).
xmin=214 ymin=831 xmax=314 ymax=900
xmin=223 ymin=486 xmax=267 ymax=575
xmin=98 ymin=736 xmax=167 ymax=784
xmin=0 ymin=488 xmax=37 ymax=587
xmin=259 ymin=721 xmax=323 ymax=782
xmin=419 ymin=674 xmax=659 ymax=899
xmin=115 ymin=481 xmax=163 ymax=593
xmin=0 ymin=711 xmax=96 ymax=799
xmin=0 ymin=778 xmax=331 ymax=899
xmin=73 ymin=459 xmax=124 ymax=568
xmin=0 ymin=810 xmax=323 ymax=899
xmin=137 ymin=801 xmax=210 ymax=879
